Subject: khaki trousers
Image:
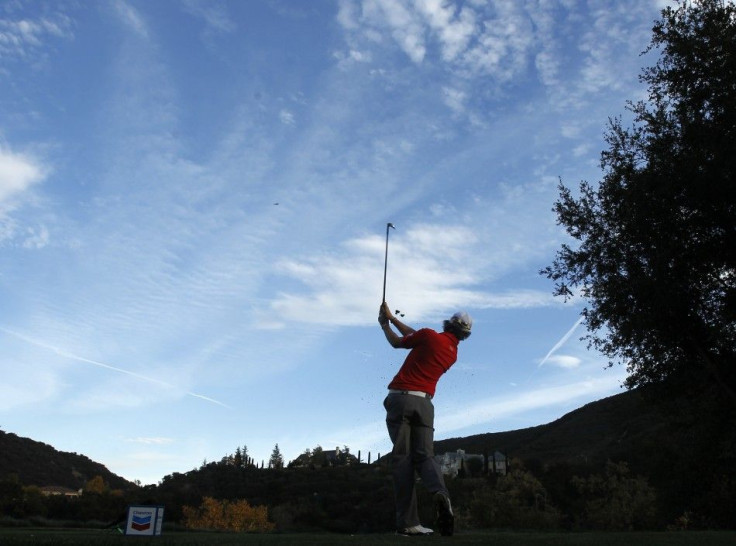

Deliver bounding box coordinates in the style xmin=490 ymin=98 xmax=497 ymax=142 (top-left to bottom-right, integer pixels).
xmin=384 ymin=392 xmax=449 ymax=529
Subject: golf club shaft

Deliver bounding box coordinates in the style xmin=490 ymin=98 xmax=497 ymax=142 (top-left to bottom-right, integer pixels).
xmin=382 ymin=223 xmax=394 ymax=303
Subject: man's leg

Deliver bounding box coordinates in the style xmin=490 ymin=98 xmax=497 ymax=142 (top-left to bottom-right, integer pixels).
xmin=384 ymin=395 xmax=420 ymax=530
xmin=411 ymin=399 xmax=448 ymax=495
xmin=413 ymin=399 xmax=455 ymax=536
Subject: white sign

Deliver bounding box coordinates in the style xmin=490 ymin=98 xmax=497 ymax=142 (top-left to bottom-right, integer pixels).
xmin=124 ymin=505 xmax=164 ymax=536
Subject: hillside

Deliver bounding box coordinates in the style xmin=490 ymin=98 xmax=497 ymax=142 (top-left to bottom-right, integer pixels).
xmin=0 ymin=430 xmax=136 ymax=491
xmin=2 ymin=388 xmax=732 ymax=530
xmin=0 ymin=389 xmax=667 ymax=492
xmin=435 ymin=388 xmax=666 ymax=470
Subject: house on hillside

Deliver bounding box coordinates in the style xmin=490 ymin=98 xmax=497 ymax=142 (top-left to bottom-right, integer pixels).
xmin=323 ymin=447 xmax=341 ymax=466
xmin=323 ymin=446 xmax=358 ymax=466
xmin=437 ymin=449 xmax=483 ymax=477
xmin=436 ymin=449 xmax=508 ymax=477
xmin=437 ymin=449 xmax=464 ymax=477
xmin=488 ymin=450 xmax=508 ymax=475
xmin=290 ymin=446 xmax=359 ymax=468
xmin=40 ymin=486 xmax=82 ymax=498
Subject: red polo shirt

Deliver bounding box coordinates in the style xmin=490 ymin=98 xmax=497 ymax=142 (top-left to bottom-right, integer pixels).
xmin=387 ymin=328 xmax=459 ymax=397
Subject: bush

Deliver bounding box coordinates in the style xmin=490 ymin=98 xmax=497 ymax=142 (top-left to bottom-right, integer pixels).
xmin=469 ymin=461 xmax=561 ymax=530
xmin=182 ymin=496 xmax=274 ymax=532
xmin=572 ymin=460 xmax=657 ymax=530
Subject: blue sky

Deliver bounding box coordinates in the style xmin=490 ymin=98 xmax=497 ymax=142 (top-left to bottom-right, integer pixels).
xmin=1 ymin=0 xmax=669 ymax=486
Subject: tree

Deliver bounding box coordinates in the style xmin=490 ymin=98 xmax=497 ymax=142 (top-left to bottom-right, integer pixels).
xmin=269 ymin=444 xmax=284 ymax=469
xmin=182 ymin=496 xmax=274 ymax=532
xmin=542 ymin=0 xmax=736 ymax=404
xmin=84 ymin=475 xmax=107 ymax=495
xmin=0 ymin=478 xmax=23 ymax=517
xmin=572 ymin=461 xmax=657 ymax=530
xmin=469 ymin=460 xmax=560 ymax=530
xmin=311 ymin=445 xmax=327 ymax=467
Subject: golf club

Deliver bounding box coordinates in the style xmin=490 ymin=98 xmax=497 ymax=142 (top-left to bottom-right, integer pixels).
xmin=382 ymin=222 xmax=395 ymax=304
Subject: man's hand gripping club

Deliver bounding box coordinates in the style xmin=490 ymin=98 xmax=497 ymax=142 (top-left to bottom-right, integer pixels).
xmin=379 ymin=302 xmax=415 ymax=348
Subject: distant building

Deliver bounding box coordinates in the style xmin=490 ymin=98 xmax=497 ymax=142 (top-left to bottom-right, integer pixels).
xmin=436 ymin=449 xmax=461 ymax=476
xmin=323 ymin=446 xmax=358 ymax=466
xmin=290 ymin=446 xmax=359 ymax=468
xmin=488 ymin=450 xmax=508 ymax=475
xmin=436 ymin=449 xmax=508 ymax=477
xmin=40 ymin=486 xmax=82 ymax=498
xmin=323 ymin=447 xmax=341 ymax=466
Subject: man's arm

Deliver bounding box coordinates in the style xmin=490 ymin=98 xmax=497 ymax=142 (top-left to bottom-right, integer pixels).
xmin=379 ymin=302 xmax=415 ymax=348
xmin=389 ymin=315 xmax=415 ymax=337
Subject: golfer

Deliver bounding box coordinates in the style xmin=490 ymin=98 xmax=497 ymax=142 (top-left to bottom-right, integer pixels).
xmin=378 ymin=302 xmax=472 ymax=536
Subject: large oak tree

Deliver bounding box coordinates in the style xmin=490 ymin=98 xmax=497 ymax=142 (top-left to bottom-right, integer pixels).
xmin=543 ymin=0 xmax=736 ymax=405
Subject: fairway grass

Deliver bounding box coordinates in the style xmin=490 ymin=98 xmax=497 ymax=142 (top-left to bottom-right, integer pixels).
xmin=1 ymin=529 xmax=735 ymax=545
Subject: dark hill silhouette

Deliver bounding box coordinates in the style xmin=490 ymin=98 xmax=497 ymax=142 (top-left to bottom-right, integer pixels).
xmin=0 ymin=389 xmax=673 ymax=493
xmin=0 ymin=429 xmax=135 ymax=491
xmin=434 ymin=388 xmax=664 ymax=468
xmin=2 ymin=388 xmax=732 ymax=530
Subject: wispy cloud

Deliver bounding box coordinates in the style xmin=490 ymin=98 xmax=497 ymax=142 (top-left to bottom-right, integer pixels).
xmin=126 ymin=437 xmax=174 ymax=445
xmin=0 ymin=326 xmax=231 ymax=408
xmin=326 ymin=374 xmax=625 ymax=453
xmin=112 ymin=0 xmax=149 ymax=37
xmin=181 ymin=0 xmax=236 ymax=34
xmin=0 ymin=147 xmax=45 ymax=203
xmin=335 ymin=0 xmax=654 ymax=128
xmin=279 ymin=109 xmax=296 ymax=126
xmin=0 ymin=146 xmax=47 ymax=245
xmin=539 ymin=316 xmax=585 ymax=367
xmin=544 ymin=354 xmax=582 ymax=369
xmin=0 ymin=9 xmax=74 ymax=62
xmin=266 ymin=220 xmax=561 ymax=328
xmin=438 ymin=375 xmax=625 ymax=433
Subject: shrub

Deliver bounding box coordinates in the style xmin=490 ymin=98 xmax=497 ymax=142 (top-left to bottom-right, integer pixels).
xmin=572 ymin=460 xmax=657 ymax=530
xmin=182 ymin=496 xmax=274 ymax=532
xmin=469 ymin=461 xmax=561 ymax=530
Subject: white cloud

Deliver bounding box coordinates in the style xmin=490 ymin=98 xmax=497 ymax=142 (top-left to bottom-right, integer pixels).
xmin=22 ymin=225 xmax=49 ymax=249
xmin=181 ymin=0 xmax=235 ymax=34
xmin=358 ymin=0 xmax=426 ymax=63
xmin=577 ymin=3 xmax=654 ymax=96
xmin=346 ymin=0 xmax=536 ymax=82
xmin=267 ymin=222 xmax=559 ymax=327
xmin=126 ymin=437 xmax=175 ymax=445
xmin=539 ymin=317 xmax=584 ymax=367
xmin=113 ymin=0 xmax=149 ymax=37
xmin=337 ymin=0 xmax=360 ymax=30
xmin=437 ymin=375 xmax=624 ymax=432
xmin=417 ymin=0 xmax=477 ymax=62
xmin=0 ymin=148 xmax=46 ymax=245
xmin=0 ymin=365 xmax=60 ymax=411
xmin=0 ymin=11 xmax=74 ymax=61
xmin=0 ymin=147 xmax=45 ymax=203
xmin=442 ymin=85 xmax=466 ymax=114
xmin=279 ymin=109 xmax=296 ymax=125
xmin=321 ymin=373 xmax=625 ymax=456
xmin=545 ymin=354 xmax=582 ymax=369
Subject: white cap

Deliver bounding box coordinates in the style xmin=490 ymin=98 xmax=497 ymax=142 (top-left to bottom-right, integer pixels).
xmin=450 ymin=311 xmax=472 ymax=333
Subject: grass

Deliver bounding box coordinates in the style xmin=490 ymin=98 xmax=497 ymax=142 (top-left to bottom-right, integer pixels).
xmin=0 ymin=529 xmax=734 ymax=545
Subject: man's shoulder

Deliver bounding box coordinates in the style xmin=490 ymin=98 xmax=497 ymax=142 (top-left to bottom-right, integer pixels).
xmin=411 ymin=327 xmax=438 ymax=337
xmin=402 ymin=328 xmax=438 ymax=343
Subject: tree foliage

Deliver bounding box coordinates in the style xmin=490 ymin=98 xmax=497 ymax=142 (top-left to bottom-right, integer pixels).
xmin=543 ymin=0 xmax=736 ymax=403
xmin=268 ymin=444 xmax=284 ymax=470
xmin=182 ymin=496 xmax=274 ymax=532
xmin=84 ymin=475 xmax=107 ymax=495
xmin=469 ymin=460 xmax=561 ymax=530
xmin=572 ymin=461 xmax=657 ymax=531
